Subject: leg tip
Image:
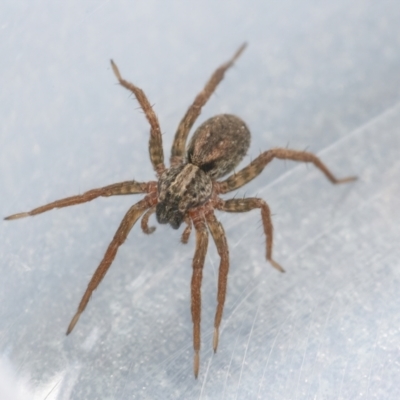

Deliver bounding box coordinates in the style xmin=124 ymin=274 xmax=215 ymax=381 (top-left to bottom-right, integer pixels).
xmin=110 ymin=59 xmax=122 ymax=81
xmin=4 ymin=212 xmax=29 ymax=220
xmin=235 ymin=42 xmax=248 ymax=58
xmin=213 ymin=328 xmax=219 ymax=353
xmin=194 ymin=351 xmax=200 ymax=379
xmin=66 ymin=312 xmax=81 ymax=335
xmin=270 ymin=259 xmax=285 ymax=273
xmin=335 ymin=175 xmax=358 ymax=184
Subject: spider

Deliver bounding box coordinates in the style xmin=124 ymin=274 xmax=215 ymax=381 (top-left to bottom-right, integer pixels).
xmin=5 ymin=43 xmax=356 ymax=378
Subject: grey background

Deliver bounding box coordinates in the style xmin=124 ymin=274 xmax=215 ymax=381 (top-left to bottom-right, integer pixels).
xmin=1 ymin=1 xmax=400 ymax=399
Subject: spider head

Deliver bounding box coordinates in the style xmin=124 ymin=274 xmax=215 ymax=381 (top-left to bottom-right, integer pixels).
xmin=156 ymin=164 xmax=213 ymax=229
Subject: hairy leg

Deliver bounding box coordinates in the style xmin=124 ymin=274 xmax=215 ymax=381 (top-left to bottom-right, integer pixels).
xmin=205 ymin=211 xmax=229 ymax=353
xmin=110 ymin=60 xmax=165 ymax=176
xmin=190 ymin=215 xmax=209 ymax=378
xmin=66 ymin=198 xmax=149 ymax=335
xmin=170 ymin=43 xmax=247 ymax=165
xmin=141 ymin=206 xmax=156 ymax=234
xmin=217 ymin=198 xmax=284 ymax=272
xmin=218 ymin=148 xmax=357 ymax=194
xmin=4 ymin=181 xmax=150 ymax=220
xmin=181 ymin=215 xmax=192 ymax=244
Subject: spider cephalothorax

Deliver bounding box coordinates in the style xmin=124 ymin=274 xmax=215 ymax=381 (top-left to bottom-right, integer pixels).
xmin=5 ymin=43 xmax=356 ymax=378
xmin=156 ymin=163 xmax=212 ymax=229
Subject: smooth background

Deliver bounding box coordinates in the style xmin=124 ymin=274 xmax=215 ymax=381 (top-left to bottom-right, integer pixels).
xmin=1 ymin=1 xmax=400 ymax=399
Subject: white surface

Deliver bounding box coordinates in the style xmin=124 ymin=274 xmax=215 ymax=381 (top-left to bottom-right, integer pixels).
xmin=1 ymin=1 xmax=400 ymax=399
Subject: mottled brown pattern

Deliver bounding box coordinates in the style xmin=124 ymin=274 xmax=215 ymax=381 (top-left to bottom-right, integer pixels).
xmin=156 ymin=164 xmax=212 ymax=229
xmin=5 ymin=44 xmax=357 ymax=379
xmin=218 ymin=148 xmax=356 ymax=194
xmin=187 ymin=114 xmax=250 ymax=179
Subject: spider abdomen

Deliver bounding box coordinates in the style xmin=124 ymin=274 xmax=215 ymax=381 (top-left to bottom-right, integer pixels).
xmin=187 ymin=114 xmax=251 ymax=179
xmin=156 ymin=164 xmax=212 ymax=229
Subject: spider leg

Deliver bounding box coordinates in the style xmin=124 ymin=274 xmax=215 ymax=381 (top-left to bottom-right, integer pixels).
xmin=141 ymin=206 xmax=156 ymax=234
xmin=4 ymin=181 xmax=151 ymax=220
xmin=110 ymin=60 xmax=165 ymax=176
xmin=217 ymin=198 xmax=284 ymax=273
xmin=190 ymin=214 xmax=209 ymax=378
xmin=181 ymin=215 xmax=192 ymax=244
xmin=170 ymin=43 xmax=247 ymax=165
xmin=204 ymin=211 xmax=229 ymax=353
xmin=66 ymin=198 xmax=149 ymax=335
xmin=217 ymin=148 xmax=357 ymax=194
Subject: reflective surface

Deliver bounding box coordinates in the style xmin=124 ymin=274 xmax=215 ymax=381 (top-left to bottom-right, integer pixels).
xmin=1 ymin=1 xmax=400 ymax=399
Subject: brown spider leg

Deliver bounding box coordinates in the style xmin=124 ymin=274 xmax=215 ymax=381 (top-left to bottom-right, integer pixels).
xmin=181 ymin=215 xmax=192 ymax=244
xmin=217 ymin=198 xmax=284 ymax=273
xmin=190 ymin=214 xmax=209 ymax=378
xmin=217 ymin=148 xmax=358 ymax=194
xmin=204 ymin=210 xmax=229 ymax=353
xmin=66 ymin=198 xmax=149 ymax=335
xmin=170 ymin=43 xmax=247 ymax=165
xmin=110 ymin=60 xmax=165 ymax=176
xmin=141 ymin=206 xmax=156 ymax=234
xmin=4 ymin=181 xmax=150 ymax=220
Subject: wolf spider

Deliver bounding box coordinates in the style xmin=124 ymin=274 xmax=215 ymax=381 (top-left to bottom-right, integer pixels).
xmin=5 ymin=43 xmax=356 ymax=378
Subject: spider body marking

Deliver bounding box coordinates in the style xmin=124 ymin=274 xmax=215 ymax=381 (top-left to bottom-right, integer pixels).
xmin=5 ymin=43 xmax=356 ymax=378
xmin=157 ymin=114 xmax=250 ymax=229
xmin=156 ymin=163 xmax=212 ymax=229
